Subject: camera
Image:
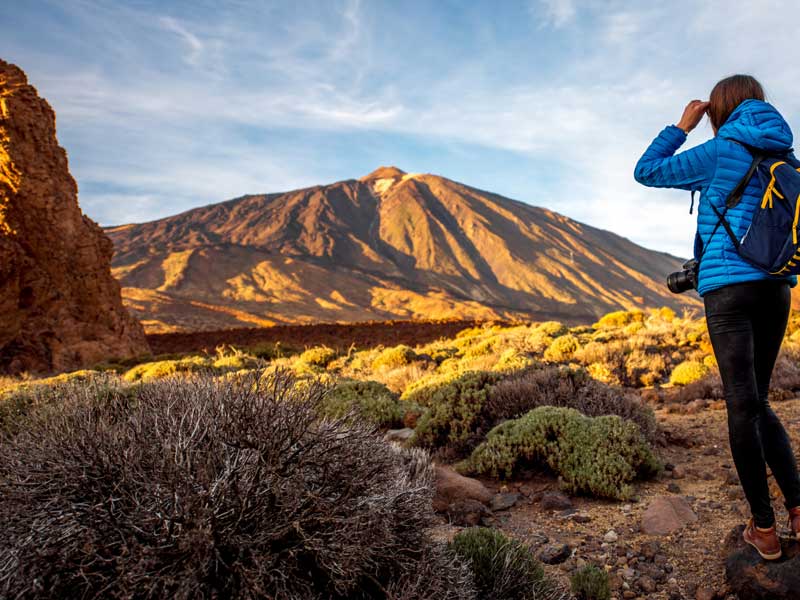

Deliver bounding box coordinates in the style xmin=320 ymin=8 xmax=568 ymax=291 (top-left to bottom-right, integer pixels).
xmin=667 ymin=258 xmax=698 ymax=294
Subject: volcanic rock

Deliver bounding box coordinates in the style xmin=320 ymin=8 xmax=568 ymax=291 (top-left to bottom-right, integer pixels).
xmin=432 ymin=465 xmax=492 ymax=512
xmin=723 ymin=524 xmax=800 ymax=599
xmin=0 ymin=59 xmax=148 ymax=373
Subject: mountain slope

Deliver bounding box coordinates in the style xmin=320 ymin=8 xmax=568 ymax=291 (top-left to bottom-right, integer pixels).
xmin=107 ymin=167 xmax=700 ymax=332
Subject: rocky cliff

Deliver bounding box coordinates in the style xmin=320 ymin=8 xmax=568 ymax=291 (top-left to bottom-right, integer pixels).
xmin=0 ymin=60 xmax=148 ymax=373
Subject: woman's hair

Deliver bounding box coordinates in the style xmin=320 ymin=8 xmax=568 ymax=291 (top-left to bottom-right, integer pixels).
xmin=708 ymin=74 xmax=765 ymax=131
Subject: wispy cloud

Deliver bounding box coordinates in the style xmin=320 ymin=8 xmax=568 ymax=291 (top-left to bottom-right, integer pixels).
xmin=159 ymin=16 xmax=204 ymax=66
xmin=534 ymin=0 xmax=576 ymax=28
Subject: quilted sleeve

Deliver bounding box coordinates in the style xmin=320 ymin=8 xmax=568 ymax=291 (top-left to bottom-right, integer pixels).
xmin=634 ymin=125 xmax=717 ymax=190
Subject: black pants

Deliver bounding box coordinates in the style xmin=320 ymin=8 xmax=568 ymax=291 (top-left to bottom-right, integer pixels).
xmin=704 ymin=279 xmax=800 ymax=528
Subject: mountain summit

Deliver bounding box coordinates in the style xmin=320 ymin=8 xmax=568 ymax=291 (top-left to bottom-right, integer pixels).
xmin=107 ymin=168 xmax=698 ymax=332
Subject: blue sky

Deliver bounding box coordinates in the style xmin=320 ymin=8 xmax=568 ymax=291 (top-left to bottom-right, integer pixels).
xmin=3 ymin=0 xmax=800 ymax=257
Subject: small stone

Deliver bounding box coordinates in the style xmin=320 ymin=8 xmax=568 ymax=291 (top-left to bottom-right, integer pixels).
xmin=540 ymin=491 xmax=573 ymax=511
xmin=621 ymin=503 xmax=632 ymax=513
xmin=640 ymin=540 xmax=661 ymax=560
xmin=622 ymin=567 xmax=636 ymax=580
xmin=668 ymin=577 xmax=678 ymax=587
xmin=638 ymin=576 xmax=657 ymax=594
xmin=725 ymin=471 xmax=740 ymax=485
xmin=623 ymin=592 xmax=636 ymax=599
xmin=671 ymin=465 xmax=686 ymax=479
xmin=490 ymin=492 xmax=519 ymax=512
xmin=667 ymin=482 xmax=682 ymax=493
xmin=604 ymin=530 xmax=619 ymax=543
xmin=696 ymin=586 xmax=715 ymax=600
xmin=572 ymin=513 xmax=592 ymax=523
xmin=539 ymin=543 xmax=571 ymax=565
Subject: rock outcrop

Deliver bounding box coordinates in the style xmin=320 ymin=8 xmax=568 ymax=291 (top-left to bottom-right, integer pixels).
xmin=0 ymin=59 xmax=148 ymax=373
xmin=723 ymin=524 xmax=800 ymax=599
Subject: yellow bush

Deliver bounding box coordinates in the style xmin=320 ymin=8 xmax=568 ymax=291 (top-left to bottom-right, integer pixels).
xmin=297 ymin=346 xmax=338 ymax=368
xmin=533 ymin=321 xmax=568 ymax=337
xmin=657 ymin=306 xmax=677 ymax=322
xmin=669 ymin=360 xmax=709 ymax=386
xmin=593 ymin=310 xmax=645 ymax=330
xmin=587 ymin=362 xmax=620 ymax=386
xmin=463 ymin=337 xmax=500 ymax=358
xmin=543 ymin=334 xmax=580 ymax=362
xmin=123 ymin=357 xmax=211 ymax=382
xmin=703 ymin=354 xmax=717 ymax=369
xmin=493 ymin=349 xmax=536 ymax=373
xmin=371 ymin=345 xmax=418 ymax=371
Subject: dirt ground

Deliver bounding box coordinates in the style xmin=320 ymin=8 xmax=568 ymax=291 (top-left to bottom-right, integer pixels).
xmin=437 ymin=397 xmax=800 ymax=600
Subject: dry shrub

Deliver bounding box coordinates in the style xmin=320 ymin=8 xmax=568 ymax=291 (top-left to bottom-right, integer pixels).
xmin=0 ymin=371 xmax=474 ymax=599
xmin=662 ymin=371 xmax=723 ymax=404
xmin=485 ymin=366 xmax=659 ymax=444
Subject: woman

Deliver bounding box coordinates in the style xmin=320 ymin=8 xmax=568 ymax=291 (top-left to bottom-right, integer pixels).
xmin=634 ymin=74 xmax=800 ymax=560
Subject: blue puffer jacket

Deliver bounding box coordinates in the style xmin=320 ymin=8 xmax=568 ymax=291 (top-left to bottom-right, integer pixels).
xmin=634 ymin=99 xmax=798 ymax=295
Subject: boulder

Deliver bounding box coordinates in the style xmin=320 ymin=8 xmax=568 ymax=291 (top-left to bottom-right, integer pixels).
xmin=432 ymin=465 xmax=492 ymax=513
xmin=641 ymin=496 xmax=697 ymax=535
xmin=0 ymin=60 xmax=148 ymax=373
xmin=723 ymin=524 xmax=800 ymax=599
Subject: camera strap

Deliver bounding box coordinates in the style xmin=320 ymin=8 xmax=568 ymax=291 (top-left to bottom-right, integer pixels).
xmin=696 ymin=146 xmax=767 ymax=267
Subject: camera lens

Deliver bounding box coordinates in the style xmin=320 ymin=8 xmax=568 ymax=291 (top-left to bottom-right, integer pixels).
xmin=667 ymin=270 xmax=694 ymax=294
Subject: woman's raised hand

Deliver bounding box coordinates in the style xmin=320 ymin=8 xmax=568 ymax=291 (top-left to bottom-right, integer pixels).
xmin=677 ymin=99 xmax=710 ymax=134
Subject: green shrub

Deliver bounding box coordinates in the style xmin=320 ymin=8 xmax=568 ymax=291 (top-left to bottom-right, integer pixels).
xmin=669 ymin=360 xmax=709 ymax=386
xmin=448 ymin=527 xmax=547 ymax=600
xmin=123 ymin=356 xmax=211 ymax=382
xmin=486 ymin=366 xmax=659 ymax=443
xmin=543 ymin=334 xmax=580 ymax=362
xmin=404 ymin=370 xmax=502 ymax=453
xmin=297 ymin=345 xmax=338 ymax=368
xmin=372 ymin=345 xmax=418 ymax=371
xmin=321 ymin=379 xmax=408 ymax=428
xmin=0 ymin=371 xmax=476 ymax=599
xmin=461 ymin=406 xmax=661 ymax=500
xmin=571 ymin=565 xmax=611 ymax=600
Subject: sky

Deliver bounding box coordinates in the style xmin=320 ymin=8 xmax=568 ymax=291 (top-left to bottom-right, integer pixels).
xmin=3 ymin=0 xmax=800 ymax=257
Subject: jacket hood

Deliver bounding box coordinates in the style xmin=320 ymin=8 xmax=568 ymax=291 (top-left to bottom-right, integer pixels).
xmin=718 ymin=99 xmax=793 ymax=151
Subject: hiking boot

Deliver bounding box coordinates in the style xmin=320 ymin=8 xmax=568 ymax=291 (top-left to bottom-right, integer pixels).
xmin=743 ymin=517 xmax=782 ymax=560
xmin=788 ymin=506 xmax=800 ymax=540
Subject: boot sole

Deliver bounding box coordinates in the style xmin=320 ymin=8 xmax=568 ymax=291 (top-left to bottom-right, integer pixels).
xmin=743 ymin=531 xmax=782 ymax=560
